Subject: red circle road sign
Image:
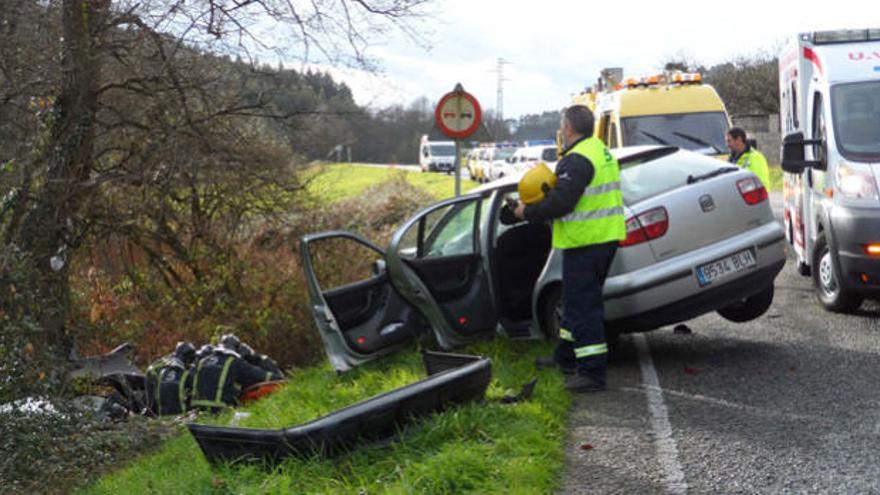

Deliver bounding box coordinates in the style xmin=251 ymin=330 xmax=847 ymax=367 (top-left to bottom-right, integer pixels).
xmin=435 ymin=87 xmax=482 ymax=139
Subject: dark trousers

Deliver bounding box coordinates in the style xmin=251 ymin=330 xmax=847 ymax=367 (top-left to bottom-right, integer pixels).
xmin=553 ymin=241 xmax=618 ymax=384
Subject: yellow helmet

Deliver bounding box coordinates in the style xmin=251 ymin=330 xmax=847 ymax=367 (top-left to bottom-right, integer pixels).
xmin=518 ymin=162 xmax=557 ymax=204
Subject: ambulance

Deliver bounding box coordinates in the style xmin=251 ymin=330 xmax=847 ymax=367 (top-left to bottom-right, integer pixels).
xmin=572 ymin=68 xmax=731 ymax=159
xmin=780 ymin=28 xmax=880 ymax=312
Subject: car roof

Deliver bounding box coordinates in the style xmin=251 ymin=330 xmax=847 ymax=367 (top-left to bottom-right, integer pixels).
xmin=469 ymin=145 xmax=692 ymax=194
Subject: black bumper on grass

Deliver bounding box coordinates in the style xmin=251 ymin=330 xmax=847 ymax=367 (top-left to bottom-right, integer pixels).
xmin=188 ymin=351 xmax=492 ymax=465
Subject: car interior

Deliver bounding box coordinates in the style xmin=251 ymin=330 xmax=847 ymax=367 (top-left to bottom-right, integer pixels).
xmin=490 ymin=189 xmax=553 ymax=328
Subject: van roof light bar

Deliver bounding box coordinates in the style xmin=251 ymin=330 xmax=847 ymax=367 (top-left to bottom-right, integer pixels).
xmin=812 ymin=28 xmax=880 ymax=44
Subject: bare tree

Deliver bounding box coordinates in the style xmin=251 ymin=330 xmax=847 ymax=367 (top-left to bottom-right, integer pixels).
xmin=0 ymin=0 xmax=428 ymax=362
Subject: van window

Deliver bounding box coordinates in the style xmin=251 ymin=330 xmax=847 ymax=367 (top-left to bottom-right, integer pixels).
xmin=541 ymin=147 xmax=557 ymax=162
xmin=812 ymin=91 xmax=826 ymax=164
xmin=620 ymin=112 xmax=728 ymax=154
xmin=831 ymin=81 xmax=880 ymax=162
xmin=600 ymin=113 xmax=612 ymax=143
xmin=430 ymin=144 xmax=455 ymax=157
xmin=790 ymin=81 xmax=799 ymax=130
xmin=811 ymin=91 xmax=827 ymax=192
xmin=609 ymin=122 xmax=619 ymax=148
xmin=495 ymin=148 xmax=516 ymax=161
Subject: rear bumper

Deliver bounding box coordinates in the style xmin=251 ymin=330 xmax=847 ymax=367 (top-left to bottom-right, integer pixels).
xmin=829 ymin=205 xmax=880 ymax=294
xmin=188 ymin=351 xmax=491 ymax=465
xmin=603 ymin=221 xmax=786 ymax=330
xmin=607 ymin=260 xmax=785 ymax=333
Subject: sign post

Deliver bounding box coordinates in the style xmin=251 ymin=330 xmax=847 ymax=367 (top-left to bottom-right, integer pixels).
xmin=435 ymin=83 xmax=482 ymax=197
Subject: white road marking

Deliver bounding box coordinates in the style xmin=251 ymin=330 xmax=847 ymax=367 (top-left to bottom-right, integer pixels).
xmin=633 ymin=333 xmax=688 ymax=495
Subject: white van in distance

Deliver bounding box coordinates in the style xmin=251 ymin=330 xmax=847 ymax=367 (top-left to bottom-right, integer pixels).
xmin=419 ymin=135 xmax=456 ymax=173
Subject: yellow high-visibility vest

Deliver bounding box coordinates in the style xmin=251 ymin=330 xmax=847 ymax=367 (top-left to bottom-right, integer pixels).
xmin=552 ymin=137 xmax=626 ymax=249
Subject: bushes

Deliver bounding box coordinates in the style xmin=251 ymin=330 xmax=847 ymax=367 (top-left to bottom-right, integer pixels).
xmin=0 ymin=407 xmax=176 ymax=494
xmin=69 ymin=174 xmax=434 ymax=371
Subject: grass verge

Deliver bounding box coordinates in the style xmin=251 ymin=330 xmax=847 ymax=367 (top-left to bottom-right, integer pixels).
xmin=303 ymin=164 xmax=479 ymax=203
xmin=82 ymin=339 xmax=569 ymax=494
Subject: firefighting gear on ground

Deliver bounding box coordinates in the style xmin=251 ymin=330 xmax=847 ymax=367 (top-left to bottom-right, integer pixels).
xmin=67 ymin=334 xmax=286 ymax=419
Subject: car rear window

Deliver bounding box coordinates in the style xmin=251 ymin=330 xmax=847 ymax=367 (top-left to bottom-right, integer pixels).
xmin=619 ymin=150 xmax=728 ymax=204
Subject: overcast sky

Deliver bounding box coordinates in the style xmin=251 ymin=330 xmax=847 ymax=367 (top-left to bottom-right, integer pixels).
xmin=311 ymin=0 xmax=877 ymax=118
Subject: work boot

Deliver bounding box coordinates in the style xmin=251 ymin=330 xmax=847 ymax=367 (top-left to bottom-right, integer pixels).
xmin=535 ymin=355 xmax=575 ymax=375
xmin=564 ymin=374 xmax=606 ymax=393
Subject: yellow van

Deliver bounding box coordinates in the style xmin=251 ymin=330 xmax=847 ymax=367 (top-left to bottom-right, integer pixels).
xmin=572 ymin=72 xmax=731 ymax=159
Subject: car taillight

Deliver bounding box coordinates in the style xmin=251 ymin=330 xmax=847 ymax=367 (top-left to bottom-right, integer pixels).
xmin=737 ymin=177 xmax=768 ymax=205
xmin=619 ymin=207 xmax=668 ymax=247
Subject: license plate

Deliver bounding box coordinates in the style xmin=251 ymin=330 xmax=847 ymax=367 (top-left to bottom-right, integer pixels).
xmin=696 ymin=249 xmax=756 ymax=286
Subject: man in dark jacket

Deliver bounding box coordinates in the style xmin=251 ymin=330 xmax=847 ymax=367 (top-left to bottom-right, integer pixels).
xmin=514 ymin=105 xmax=625 ymax=392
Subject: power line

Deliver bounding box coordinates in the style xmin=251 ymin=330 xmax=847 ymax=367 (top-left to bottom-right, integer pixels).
xmin=489 ymin=57 xmax=511 ymax=137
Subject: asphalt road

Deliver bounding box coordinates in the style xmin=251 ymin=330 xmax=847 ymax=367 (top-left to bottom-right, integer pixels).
xmin=562 ymin=193 xmax=880 ymax=494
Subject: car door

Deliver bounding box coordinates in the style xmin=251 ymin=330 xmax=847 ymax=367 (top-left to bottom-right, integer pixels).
xmin=301 ymin=231 xmax=427 ymax=372
xmin=386 ymin=193 xmax=498 ymax=350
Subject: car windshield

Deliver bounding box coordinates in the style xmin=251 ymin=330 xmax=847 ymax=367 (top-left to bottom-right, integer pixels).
xmin=831 ymin=81 xmax=880 ymax=162
xmin=619 ymin=150 xmax=727 ymax=204
xmin=495 ymin=148 xmax=516 ymax=160
xmin=430 ymin=144 xmax=455 ymax=156
xmin=621 ymin=112 xmax=729 ymax=154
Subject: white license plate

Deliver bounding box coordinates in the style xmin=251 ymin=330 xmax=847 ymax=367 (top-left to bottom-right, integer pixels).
xmin=696 ymin=249 xmax=756 ymax=286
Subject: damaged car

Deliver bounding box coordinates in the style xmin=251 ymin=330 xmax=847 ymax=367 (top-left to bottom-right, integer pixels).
xmin=301 ymin=146 xmax=786 ymax=372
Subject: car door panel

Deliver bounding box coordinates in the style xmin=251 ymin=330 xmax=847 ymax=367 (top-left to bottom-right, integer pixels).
xmin=387 ymin=194 xmax=498 ymax=349
xmin=300 ymin=231 xmax=426 ymax=372
xmin=407 ymin=254 xmax=479 ymax=301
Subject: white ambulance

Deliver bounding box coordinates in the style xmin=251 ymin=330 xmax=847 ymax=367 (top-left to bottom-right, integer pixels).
xmin=780 ymin=28 xmax=880 ymax=312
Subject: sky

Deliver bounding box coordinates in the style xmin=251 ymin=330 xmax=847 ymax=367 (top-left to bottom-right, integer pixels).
xmin=306 ymin=0 xmax=878 ymax=118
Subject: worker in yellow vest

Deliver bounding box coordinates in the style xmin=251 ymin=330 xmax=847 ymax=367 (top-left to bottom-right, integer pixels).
xmin=726 ymin=127 xmax=770 ymax=189
xmin=514 ymin=105 xmax=625 ymax=392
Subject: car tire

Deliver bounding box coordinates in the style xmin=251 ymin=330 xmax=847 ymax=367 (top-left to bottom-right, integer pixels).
xmin=812 ymin=233 xmax=863 ymax=312
xmin=540 ymin=285 xmax=562 ymax=342
xmin=541 ymin=284 xmax=619 ymax=357
xmin=717 ymin=284 xmax=774 ymax=323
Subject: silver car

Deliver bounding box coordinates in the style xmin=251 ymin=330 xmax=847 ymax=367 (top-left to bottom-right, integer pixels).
xmin=301 ymin=146 xmax=786 ymax=372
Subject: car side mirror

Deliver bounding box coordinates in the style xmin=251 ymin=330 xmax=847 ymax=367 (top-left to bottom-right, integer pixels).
xmin=781 ymin=132 xmax=823 ymax=174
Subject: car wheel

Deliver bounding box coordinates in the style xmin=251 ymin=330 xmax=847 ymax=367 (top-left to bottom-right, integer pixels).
xmin=812 ymin=233 xmax=863 ymax=312
xmin=717 ymin=285 xmax=774 ymax=323
xmin=540 ymin=286 xmax=562 ymax=342
xmin=541 ymin=284 xmax=619 ymax=356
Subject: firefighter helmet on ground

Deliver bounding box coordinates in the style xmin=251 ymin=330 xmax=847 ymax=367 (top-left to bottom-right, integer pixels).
xmin=220 ymin=333 xmax=241 ymax=352
xmin=518 ymin=162 xmax=557 ymax=204
xmin=174 ymin=341 xmax=196 ymax=366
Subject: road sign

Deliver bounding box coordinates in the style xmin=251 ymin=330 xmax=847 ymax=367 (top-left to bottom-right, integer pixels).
xmin=435 ymin=84 xmax=482 ymax=139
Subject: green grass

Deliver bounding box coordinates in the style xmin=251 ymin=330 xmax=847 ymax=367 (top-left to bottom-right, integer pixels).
xmin=82 ymin=339 xmax=570 ymax=494
xmin=303 ymin=163 xmax=479 ymax=203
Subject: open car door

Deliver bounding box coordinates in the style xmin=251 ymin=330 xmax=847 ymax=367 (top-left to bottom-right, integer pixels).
xmin=386 ymin=194 xmax=498 ymax=349
xmin=301 ymin=231 xmax=427 ymax=372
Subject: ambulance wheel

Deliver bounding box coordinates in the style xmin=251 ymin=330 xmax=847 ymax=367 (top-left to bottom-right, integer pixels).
xmin=813 ymin=233 xmax=863 ymax=313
